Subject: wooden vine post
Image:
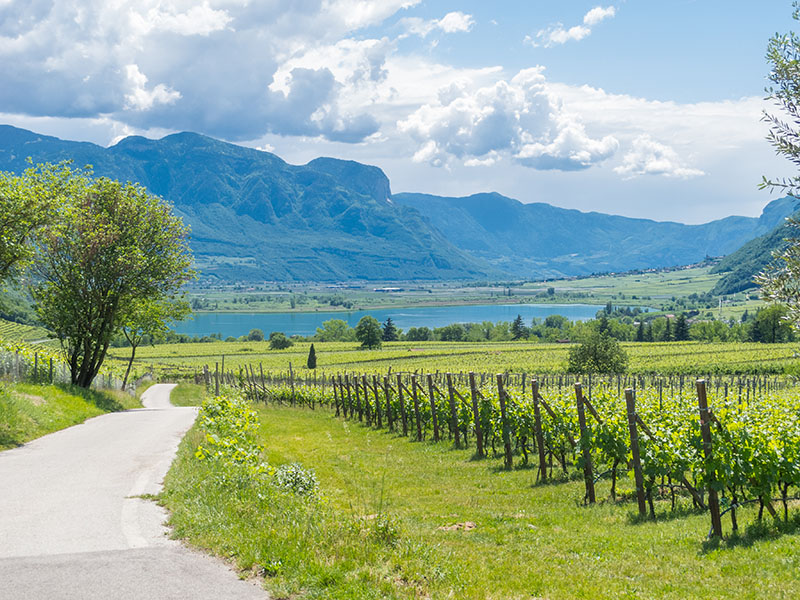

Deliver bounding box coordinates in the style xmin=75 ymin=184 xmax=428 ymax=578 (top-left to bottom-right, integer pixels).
xmin=496 ymin=374 xmax=514 ymax=469
xmin=697 ymin=379 xmax=723 ymax=538
xmin=411 ymin=375 xmax=423 ymax=441
xmin=215 ymin=362 xmax=220 ymax=396
xmin=624 ymin=388 xmax=647 ymax=516
xmin=383 ymin=376 xmax=393 ymax=431
xmin=396 ymin=374 xmax=408 ymax=436
xmin=469 ymin=372 xmax=484 ymax=457
xmin=426 ymin=374 xmax=440 ymax=442
xmin=345 ymin=375 xmax=354 ymax=419
xmin=574 ymin=382 xmax=596 ymax=504
xmin=446 ymin=373 xmax=460 ymax=447
xmin=362 ymin=375 xmax=372 ymax=425
xmin=531 ymin=380 xmax=547 ymax=482
xmin=372 ymin=375 xmax=382 ymax=428
xmin=333 ymin=376 xmax=340 ymax=417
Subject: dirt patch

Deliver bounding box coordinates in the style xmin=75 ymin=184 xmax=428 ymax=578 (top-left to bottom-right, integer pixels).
xmin=15 ymin=393 xmax=45 ymax=406
xmin=437 ymin=521 xmax=476 ymax=532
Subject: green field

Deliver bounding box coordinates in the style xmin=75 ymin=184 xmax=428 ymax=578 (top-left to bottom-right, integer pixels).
xmin=0 ymin=319 xmax=53 ymax=345
xmin=108 ymin=339 xmax=800 ymax=378
xmin=162 ymin=400 xmax=800 ymax=599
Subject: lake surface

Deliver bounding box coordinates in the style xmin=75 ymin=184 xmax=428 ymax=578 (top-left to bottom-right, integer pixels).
xmin=173 ymin=303 xmax=612 ymax=338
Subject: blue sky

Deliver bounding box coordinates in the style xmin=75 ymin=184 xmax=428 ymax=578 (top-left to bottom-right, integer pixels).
xmin=0 ymin=1 xmax=796 ymax=223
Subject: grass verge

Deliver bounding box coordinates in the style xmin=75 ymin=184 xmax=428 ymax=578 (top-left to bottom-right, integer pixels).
xmin=161 ymin=403 xmax=800 ymax=599
xmin=169 ymin=382 xmax=207 ymax=406
xmin=0 ymin=382 xmax=141 ymax=450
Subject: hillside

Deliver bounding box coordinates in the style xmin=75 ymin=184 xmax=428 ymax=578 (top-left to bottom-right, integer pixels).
xmin=0 ymin=125 xmax=794 ymax=282
xmin=710 ymin=206 xmax=799 ymax=295
xmin=392 ymin=192 xmax=795 ymax=278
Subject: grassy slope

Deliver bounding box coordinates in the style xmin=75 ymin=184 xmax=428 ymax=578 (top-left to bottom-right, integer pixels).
xmin=162 ymin=404 xmax=800 ymax=599
xmin=0 ymin=383 xmax=141 ymax=450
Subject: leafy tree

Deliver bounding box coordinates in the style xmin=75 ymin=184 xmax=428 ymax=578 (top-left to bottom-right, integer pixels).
xmin=673 ymin=314 xmax=690 ymax=341
xmin=382 ymin=317 xmax=399 ymax=341
xmin=120 ymin=298 xmax=189 ymax=390
xmin=405 ymin=326 xmax=432 ymax=341
xmin=756 ymin=5 xmax=800 ymax=326
xmin=269 ymin=331 xmax=293 ymax=349
xmin=355 ymin=316 xmax=382 ymax=349
xmin=434 ymin=323 xmax=465 ymax=342
xmin=307 ymin=343 xmax=317 ymax=369
xmin=510 ymin=314 xmax=527 ymax=340
xmin=0 ymin=161 xmax=68 ymax=283
xmin=31 ymin=170 xmax=194 ymax=388
xmin=247 ymin=328 xmax=264 ymax=341
xmin=567 ymin=330 xmax=628 ymax=374
xmin=315 ymin=319 xmax=356 ymax=342
xmin=749 ymin=304 xmax=795 ymax=342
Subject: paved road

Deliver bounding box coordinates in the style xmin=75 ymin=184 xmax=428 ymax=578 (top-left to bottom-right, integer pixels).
xmin=0 ymin=384 xmax=267 ymax=599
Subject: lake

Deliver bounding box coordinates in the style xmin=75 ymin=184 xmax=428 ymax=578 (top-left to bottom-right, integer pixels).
xmin=173 ymin=303 xmax=614 ymax=338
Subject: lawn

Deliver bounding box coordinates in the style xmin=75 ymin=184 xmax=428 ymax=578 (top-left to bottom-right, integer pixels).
xmin=161 ymin=402 xmax=800 ymax=599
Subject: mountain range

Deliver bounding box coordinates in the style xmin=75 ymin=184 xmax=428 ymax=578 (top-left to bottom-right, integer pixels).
xmin=0 ymin=124 xmax=793 ymax=282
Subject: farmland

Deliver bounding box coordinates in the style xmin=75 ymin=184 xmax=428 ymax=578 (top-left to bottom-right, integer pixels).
xmin=105 ymin=339 xmax=800 ymax=380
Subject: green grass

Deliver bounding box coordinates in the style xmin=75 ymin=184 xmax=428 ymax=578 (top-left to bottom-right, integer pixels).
xmin=169 ymin=382 xmax=206 ymax=406
xmin=162 ymin=404 xmax=800 ymax=599
xmin=0 ymin=382 xmax=141 ymax=450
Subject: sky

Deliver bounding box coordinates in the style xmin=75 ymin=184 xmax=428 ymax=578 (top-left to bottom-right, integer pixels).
xmin=0 ymin=1 xmax=797 ymax=223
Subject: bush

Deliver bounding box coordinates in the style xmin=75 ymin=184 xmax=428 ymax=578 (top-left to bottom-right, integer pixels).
xmin=567 ymin=331 xmax=628 ymax=374
xmin=269 ymin=331 xmax=293 ymax=350
xmin=273 ymin=463 xmax=319 ymax=497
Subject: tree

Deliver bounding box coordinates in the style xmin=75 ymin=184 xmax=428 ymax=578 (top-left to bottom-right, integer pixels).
xmin=750 ymin=304 xmax=795 ymax=342
xmin=355 ymin=316 xmax=382 ymax=349
xmin=756 ymin=6 xmax=800 ymax=327
xmin=567 ymin=330 xmax=628 ymax=374
xmin=673 ymin=314 xmax=690 ymax=341
xmin=31 ymin=170 xmax=194 ymax=388
xmin=0 ymin=162 xmax=71 ymax=284
xmin=382 ymin=317 xmax=399 ymax=341
xmin=247 ymin=328 xmax=264 ymax=341
xmin=269 ymin=331 xmax=293 ymax=349
xmin=307 ymin=343 xmax=317 ymax=369
xmin=405 ymin=326 xmax=432 ymax=341
xmin=510 ymin=314 xmax=527 ymax=340
xmin=434 ymin=323 xmax=465 ymax=342
xmin=119 ymin=297 xmax=189 ymax=390
xmin=635 ymin=320 xmax=645 ymax=342
xmin=661 ymin=317 xmax=673 ymax=342
xmin=315 ymin=319 xmax=356 ymax=342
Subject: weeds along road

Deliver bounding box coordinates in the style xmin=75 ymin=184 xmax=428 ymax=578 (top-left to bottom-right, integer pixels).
xmin=0 ymin=383 xmax=267 ymax=600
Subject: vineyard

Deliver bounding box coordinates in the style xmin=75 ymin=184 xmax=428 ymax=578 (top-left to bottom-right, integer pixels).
xmin=108 ymin=339 xmax=800 ymax=380
xmin=203 ymin=365 xmax=800 ymax=540
xmin=0 ymin=319 xmax=53 ymax=346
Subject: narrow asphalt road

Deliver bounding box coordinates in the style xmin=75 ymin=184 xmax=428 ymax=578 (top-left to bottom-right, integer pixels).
xmin=0 ymin=384 xmax=268 ymax=599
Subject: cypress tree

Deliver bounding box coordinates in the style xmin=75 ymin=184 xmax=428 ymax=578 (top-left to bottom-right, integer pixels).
xmin=636 ymin=320 xmax=644 ymax=342
xmin=382 ymin=317 xmax=399 ymax=342
xmin=307 ymin=343 xmax=317 ymax=369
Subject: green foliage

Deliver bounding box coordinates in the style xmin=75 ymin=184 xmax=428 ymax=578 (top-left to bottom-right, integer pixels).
xmin=434 ymin=323 xmax=465 ymax=342
xmin=315 ymin=319 xmax=356 ymax=342
xmin=673 ymin=314 xmax=690 ymax=341
xmin=355 ymin=316 xmax=382 ymax=349
xmin=273 ymin=463 xmax=319 ymax=497
xmin=247 ymin=328 xmax=264 ymax=342
xmin=749 ymin=304 xmax=795 ymax=342
xmin=567 ymin=331 xmax=628 ymax=374
xmin=404 ymin=326 xmax=432 ymax=341
xmin=269 ymin=331 xmax=293 ymax=350
xmin=0 ymin=161 xmax=62 ymax=283
xmin=29 ymin=165 xmax=194 ymax=387
xmin=510 ymin=314 xmax=527 ymax=340
xmin=306 ymin=343 xmax=317 ymax=369
xmin=381 ymin=317 xmax=399 ymax=342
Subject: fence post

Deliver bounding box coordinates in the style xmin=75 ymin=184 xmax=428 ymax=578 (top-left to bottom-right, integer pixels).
xmin=333 ymin=377 xmax=340 ymax=416
xmin=532 ymin=380 xmax=547 ymax=482
xmin=446 ymin=374 xmax=460 ymax=447
xmin=215 ymin=362 xmax=220 ymax=396
xmin=354 ymin=375 xmax=363 ymax=422
xmin=396 ymin=374 xmax=408 ymax=436
xmin=575 ymin=383 xmax=596 ymax=504
xmin=49 ymin=358 xmax=54 ymax=384
xmin=361 ymin=375 xmax=371 ymax=425
xmin=373 ymin=375 xmax=382 ymax=428
xmin=697 ymin=379 xmax=723 ymax=538
xmin=384 ymin=376 xmax=393 ymax=431
xmin=496 ymin=374 xmax=513 ymax=469
xmin=469 ymin=372 xmax=484 ymax=457
xmin=411 ymin=374 xmax=423 ymax=441
xmin=426 ymin=374 xmax=440 ymax=442
xmin=624 ymin=388 xmax=647 ymax=516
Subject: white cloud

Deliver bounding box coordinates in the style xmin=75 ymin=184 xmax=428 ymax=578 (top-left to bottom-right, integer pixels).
xmin=130 ymin=2 xmax=233 ymax=37
xmin=398 ymin=67 xmax=618 ymax=171
xmin=402 ymin=11 xmax=475 ymax=38
xmin=530 ymin=5 xmax=616 ymax=47
xmin=124 ymin=64 xmax=181 ymax=111
xmin=614 ymin=135 xmax=705 ymax=179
